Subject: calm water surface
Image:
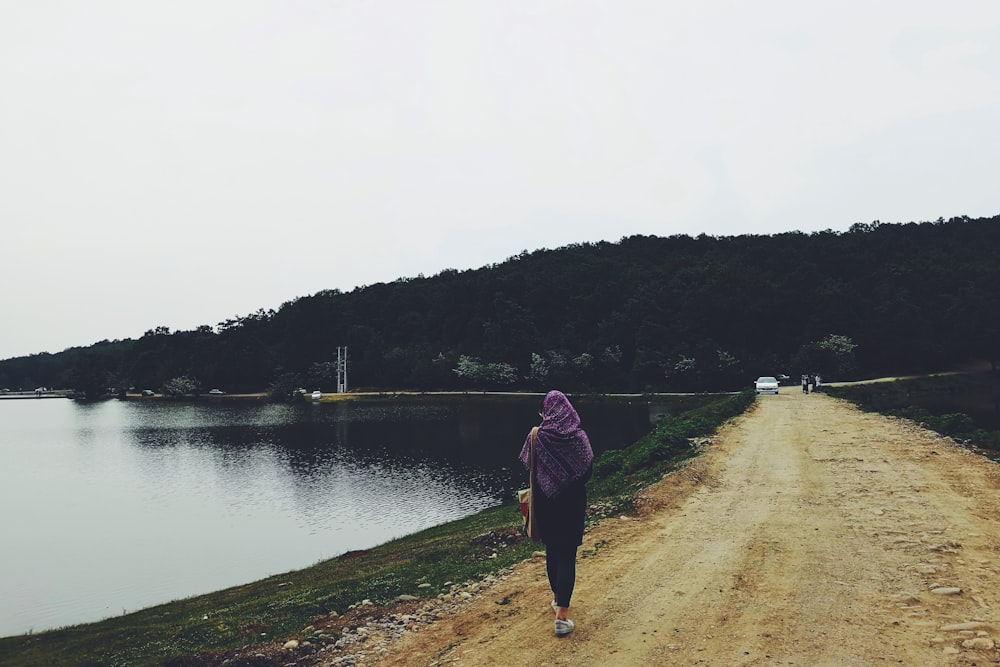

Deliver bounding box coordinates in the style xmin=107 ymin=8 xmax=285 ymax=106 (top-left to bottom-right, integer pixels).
xmin=0 ymin=395 xmax=663 ymax=637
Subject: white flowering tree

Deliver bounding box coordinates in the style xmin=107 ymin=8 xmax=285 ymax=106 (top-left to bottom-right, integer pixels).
xmin=453 ymin=355 xmax=517 ymax=387
xmin=795 ymin=334 xmax=858 ymax=378
xmin=162 ymin=375 xmax=201 ymax=397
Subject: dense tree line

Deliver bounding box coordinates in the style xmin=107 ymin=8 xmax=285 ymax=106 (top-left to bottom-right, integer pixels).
xmin=2 ymin=216 xmax=997 ymax=398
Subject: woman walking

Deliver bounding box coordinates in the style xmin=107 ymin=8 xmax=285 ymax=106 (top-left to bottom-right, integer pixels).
xmin=520 ymin=390 xmax=594 ymax=637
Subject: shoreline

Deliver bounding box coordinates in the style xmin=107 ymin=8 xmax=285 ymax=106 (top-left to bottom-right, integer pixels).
xmin=0 ymin=391 xmax=753 ymax=665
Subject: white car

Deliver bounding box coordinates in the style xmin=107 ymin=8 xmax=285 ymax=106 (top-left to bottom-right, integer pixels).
xmin=311 ymin=390 xmax=322 ymax=401
xmin=754 ymin=376 xmax=780 ymax=394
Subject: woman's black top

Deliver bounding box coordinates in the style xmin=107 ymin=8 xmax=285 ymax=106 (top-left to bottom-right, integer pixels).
xmin=534 ymin=465 xmax=593 ymax=547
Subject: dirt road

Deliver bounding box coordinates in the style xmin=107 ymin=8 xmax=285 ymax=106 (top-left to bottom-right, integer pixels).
xmin=374 ymin=389 xmax=1000 ymax=666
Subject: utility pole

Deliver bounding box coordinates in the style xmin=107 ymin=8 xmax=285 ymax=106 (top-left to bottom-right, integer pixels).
xmin=336 ymin=346 xmax=348 ymax=393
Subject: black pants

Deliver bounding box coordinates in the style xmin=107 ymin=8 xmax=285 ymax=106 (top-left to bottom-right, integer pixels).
xmin=546 ymin=542 xmax=578 ymax=609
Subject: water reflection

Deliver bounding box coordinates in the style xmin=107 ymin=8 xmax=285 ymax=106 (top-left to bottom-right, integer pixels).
xmin=0 ymin=394 xmax=677 ymax=637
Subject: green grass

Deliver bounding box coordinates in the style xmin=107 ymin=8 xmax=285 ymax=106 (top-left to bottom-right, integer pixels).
xmin=0 ymin=390 xmax=754 ymax=667
xmin=589 ymin=389 xmax=755 ymax=508
xmin=825 ymin=372 xmax=1000 ymax=451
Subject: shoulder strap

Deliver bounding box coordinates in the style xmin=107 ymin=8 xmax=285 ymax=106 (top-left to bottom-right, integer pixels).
xmin=529 ymin=427 xmax=538 ymax=483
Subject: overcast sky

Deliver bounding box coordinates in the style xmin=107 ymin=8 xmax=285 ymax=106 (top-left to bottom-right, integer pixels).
xmin=2 ymin=1 xmax=998 ymax=360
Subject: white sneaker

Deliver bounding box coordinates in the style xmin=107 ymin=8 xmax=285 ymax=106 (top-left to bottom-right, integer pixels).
xmin=554 ymin=618 xmax=575 ymax=636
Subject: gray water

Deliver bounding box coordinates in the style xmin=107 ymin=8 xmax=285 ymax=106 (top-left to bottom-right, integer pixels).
xmin=0 ymin=395 xmax=664 ymax=637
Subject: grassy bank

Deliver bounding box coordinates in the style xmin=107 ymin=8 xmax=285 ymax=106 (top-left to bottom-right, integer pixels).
xmin=825 ymin=372 xmax=1000 ymax=451
xmin=0 ymin=390 xmax=755 ymax=667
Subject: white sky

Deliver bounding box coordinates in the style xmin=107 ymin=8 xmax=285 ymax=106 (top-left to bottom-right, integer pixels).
xmin=2 ymin=1 xmax=998 ymax=360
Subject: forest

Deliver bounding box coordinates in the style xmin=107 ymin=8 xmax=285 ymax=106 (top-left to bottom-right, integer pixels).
xmin=1 ymin=215 xmax=997 ymax=398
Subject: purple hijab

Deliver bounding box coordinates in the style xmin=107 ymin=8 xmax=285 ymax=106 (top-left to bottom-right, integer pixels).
xmin=520 ymin=390 xmax=594 ymax=498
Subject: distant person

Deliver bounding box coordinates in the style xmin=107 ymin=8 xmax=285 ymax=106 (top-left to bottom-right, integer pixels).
xmin=519 ymin=390 xmax=594 ymax=637
xmin=801 ymin=374 xmax=809 ymax=394
xmin=814 ymin=374 xmax=823 ymax=392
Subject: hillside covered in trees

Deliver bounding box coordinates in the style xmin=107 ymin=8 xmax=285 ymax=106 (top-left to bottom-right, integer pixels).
xmin=2 ymin=216 xmax=997 ymax=398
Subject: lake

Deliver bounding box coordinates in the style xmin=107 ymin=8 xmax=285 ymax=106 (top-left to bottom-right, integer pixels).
xmin=0 ymin=393 xmax=688 ymax=637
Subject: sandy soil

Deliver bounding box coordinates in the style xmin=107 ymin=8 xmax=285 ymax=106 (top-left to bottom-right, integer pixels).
xmin=371 ymin=389 xmax=1000 ymax=666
